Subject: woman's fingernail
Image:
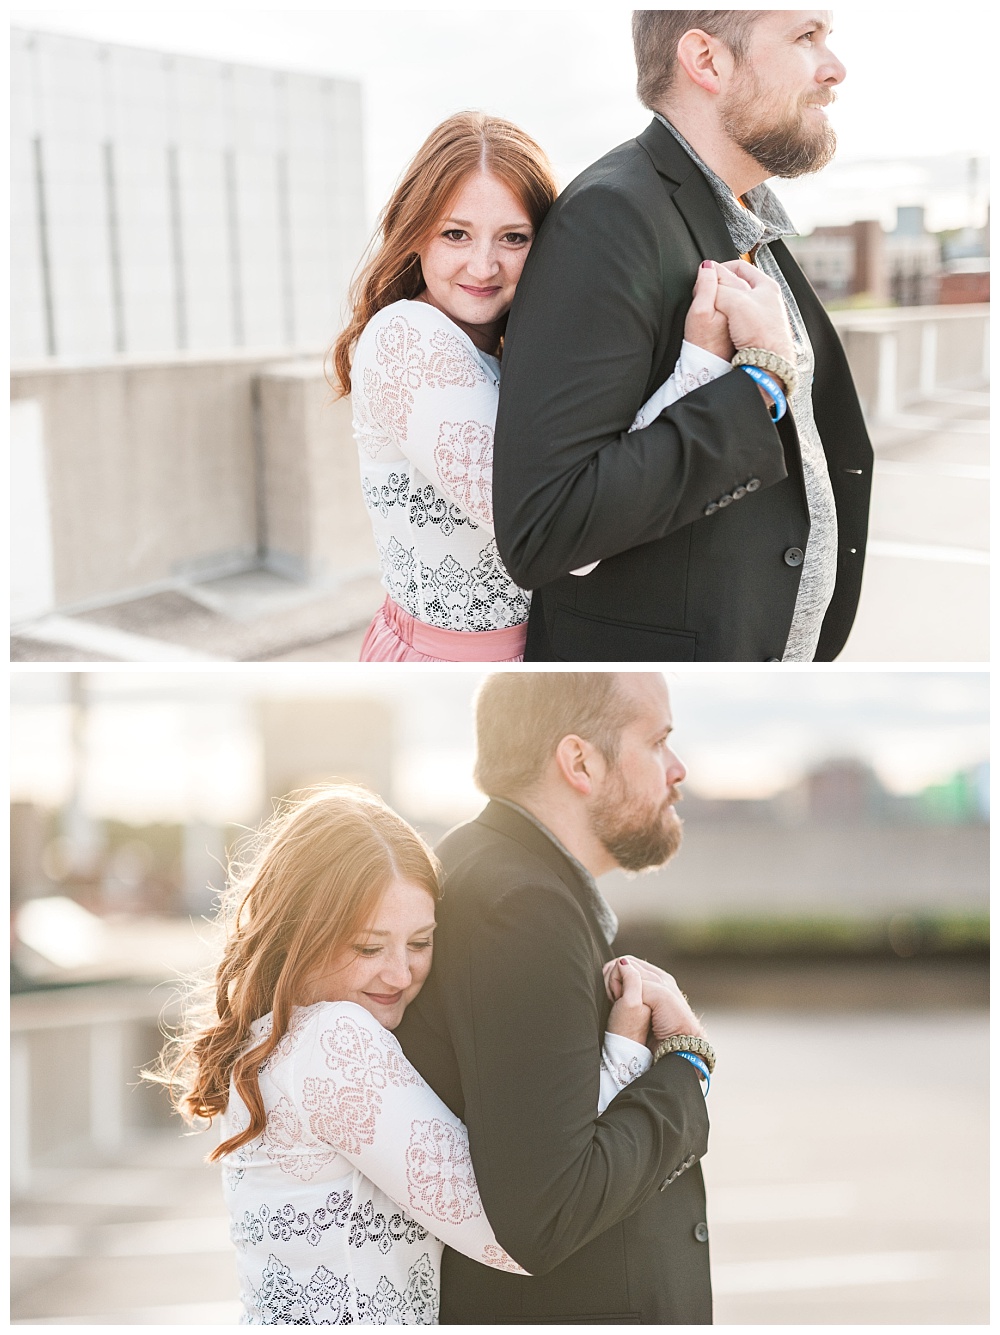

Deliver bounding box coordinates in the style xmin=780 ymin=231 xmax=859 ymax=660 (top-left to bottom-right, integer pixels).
xmin=701 ymin=260 xmax=713 ymax=269
xmin=620 ymin=958 xmax=628 ymax=966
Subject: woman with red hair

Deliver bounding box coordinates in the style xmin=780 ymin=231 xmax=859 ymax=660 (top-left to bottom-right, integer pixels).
xmin=331 ymin=112 xmax=735 ymax=662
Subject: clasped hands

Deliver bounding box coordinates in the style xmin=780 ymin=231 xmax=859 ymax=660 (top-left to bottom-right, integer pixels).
xmin=684 ymin=258 xmax=795 ymax=395
xmin=604 ymin=955 xmax=707 ymax=1050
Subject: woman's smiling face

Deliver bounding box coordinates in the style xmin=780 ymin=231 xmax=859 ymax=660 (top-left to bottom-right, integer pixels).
xmin=304 ymin=878 xmax=437 ymax=1030
xmin=416 ymin=170 xmax=535 ymax=351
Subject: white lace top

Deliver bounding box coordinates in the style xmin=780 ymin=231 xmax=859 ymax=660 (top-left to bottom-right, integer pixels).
xmin=352 ymin=299 xmax=730 ymax=628
xmin=220 ymin=1000 xmax=650 ymax=1325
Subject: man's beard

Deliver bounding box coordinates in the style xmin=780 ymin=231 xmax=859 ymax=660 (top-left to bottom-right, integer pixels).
xmin=591 ymin=776 xmax=684 ymax=873
xmin=722 ymin=69 xmax=837 ymax=179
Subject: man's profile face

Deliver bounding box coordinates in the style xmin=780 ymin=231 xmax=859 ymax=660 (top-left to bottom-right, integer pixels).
xmin=721 ymin=11 xmax=845 ymax=178
xmin=589 ymin=675 xmax=686 ymax=873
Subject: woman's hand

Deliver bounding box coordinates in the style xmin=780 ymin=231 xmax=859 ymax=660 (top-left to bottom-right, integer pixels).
xmin=609 ymin=956 xmax=707 ymax=1047
xmin=604 ymin=958 xmax=652 ymax=1045
xmin=711 ymin=260 xmax=796 ymax=367
xmin=683 ymin=261 xmax=735 ymax=360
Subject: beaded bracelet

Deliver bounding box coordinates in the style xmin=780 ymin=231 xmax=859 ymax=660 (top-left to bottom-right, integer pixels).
xmin=652 ymin=1033 xmax=716 ymax=1073
xmin=731 ymin=345 xmax=800 ymax=400
xmin=740 ymin=364 xmax=787 ymax=421
xmin=675 ymin=1050 xmax=711 ymax=1093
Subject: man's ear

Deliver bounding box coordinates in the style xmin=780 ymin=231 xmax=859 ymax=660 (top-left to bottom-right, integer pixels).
xmin=553 ymin=733 xmax=598 ymax=797
xmin=676 ymin=28 xmax=728 ymax=96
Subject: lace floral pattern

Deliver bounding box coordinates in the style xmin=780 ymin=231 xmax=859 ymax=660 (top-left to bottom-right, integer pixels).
xmin=481 ymin=1243 xmax=528 ymax=1275
xmin=433 ymin=420 xmax=494 ymax=525
xmin=406 ymin=1118 xmax=481 ymax=1224
xmin=220 ymin=1002 xmax=539 ymax=1325
xmin=262 ymin=1095 xmax=337 ymax=1182
xmin=352 ymin=301 xmax=528 ymax=635
xmin=375 ymin=536 xmax=530 ymax=633
xmin=249 ymin=1253 xmax=355 ymax=1325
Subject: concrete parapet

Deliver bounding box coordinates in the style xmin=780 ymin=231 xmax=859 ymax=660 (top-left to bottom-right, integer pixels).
xmin=10 ymin=304 xmax=990 ymax=619
xmin=255 ymin=361 xmax=378 ymax=582
xmin=830 ymin=303 xmax=989 ymax=424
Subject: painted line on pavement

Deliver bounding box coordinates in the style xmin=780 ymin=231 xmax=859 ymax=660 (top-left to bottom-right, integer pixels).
xmin=866 ymin=540 xmax=989 ymax=566
xmin=881 ymin=415 xmax=988 ymax=435
xmin=12 ymin=1215 xmax=231 ymax=1257
xmin=874 ymin=460 xmax=989 ymax=480
xmin=713 ymin=1249 xmax=949 ymax=1294
xmin=10 ymin=614 xmax=222 ymax=662
xmin=710 ymin=1181 xmax=856 ymax=1222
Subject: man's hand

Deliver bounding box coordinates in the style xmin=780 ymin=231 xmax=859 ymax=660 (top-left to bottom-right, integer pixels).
xmin=683 ymin=261 xmax=735 ymax=360
xmin=606 ymin=956 xmax=707 ymax=1046
xmin=604 ymin=958 xmax=653 ymax=1045
xmin=712 ymin=259 xmax=796 ymax=368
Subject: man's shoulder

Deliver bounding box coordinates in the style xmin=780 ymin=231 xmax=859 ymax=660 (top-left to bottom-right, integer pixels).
xmin=435 ymin=809 xmax=584 ymax=916
xmin=558 ymin=132 xmax=663 ymax=208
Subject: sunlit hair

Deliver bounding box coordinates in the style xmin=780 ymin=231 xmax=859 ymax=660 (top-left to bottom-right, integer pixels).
xmin=328 ymin=111 xmax=558 ymax=397
xmin=473 ymin=673 xmax=644 ymax=799
xmin=147 ymin=784 xmax=440 ymax=1161
xmin=632 ymin=10 xmax=763 ymax=109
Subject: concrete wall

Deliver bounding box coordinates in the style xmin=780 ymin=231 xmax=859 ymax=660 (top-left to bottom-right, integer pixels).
xmin=11 ymin=28 xmax=366 ymax=362
xmin=11 ymin=352 xmax=303 ymax=612
xmin=256 ymin=362 xmax=378 ymax=583
xmin=830 ymin=304 xmax=989 ymax=424
xmin=11 ymin=985 xmax=177 ymax=1193
xmin=10 ymin=305 xmax=990 ymax=618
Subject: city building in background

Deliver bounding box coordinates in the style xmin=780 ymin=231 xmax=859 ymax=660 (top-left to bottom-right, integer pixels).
xmin=785 ymin=202 xmax=990 ymax=308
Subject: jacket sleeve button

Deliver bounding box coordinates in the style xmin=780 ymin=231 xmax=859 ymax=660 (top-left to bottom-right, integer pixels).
xmin=717 ymin=493 xmax=734 ymax=507
xmin=746 ymin=477 xmax=761 ymax=492
xmin=704 ymin=501 xmax=719 ymax=516
xmin=694 ymin=1222 xmax=710 ymax=1243
xmin=783 ymin=546 xmax=804 ymax=567
xmin=732 ymin=485 xmax=747 ymax=500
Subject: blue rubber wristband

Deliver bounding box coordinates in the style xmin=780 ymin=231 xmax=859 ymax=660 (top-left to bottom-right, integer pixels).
xmin=740 ymin=363 xmax=787 ymax=420
xmin=676 ymin=1050 xmax=711 ymax=1094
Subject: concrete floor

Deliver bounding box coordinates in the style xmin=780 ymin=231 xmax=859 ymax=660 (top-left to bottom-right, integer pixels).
xmin=10 ymin=1008 xmax=987 ymax=1325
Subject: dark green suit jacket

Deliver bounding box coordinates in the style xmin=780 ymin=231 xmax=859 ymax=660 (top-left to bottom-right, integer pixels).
xmin=493 ymin=118 xmax=873 ymax=662
xmin=396 ymin=801 xmax=712 ymax=1324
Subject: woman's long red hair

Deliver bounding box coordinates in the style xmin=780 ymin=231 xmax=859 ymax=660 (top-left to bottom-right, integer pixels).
xmin=328 ymin=110 xmax=557 ymax=397
xmin=147 ymin=785 xmax=440 ymax=1161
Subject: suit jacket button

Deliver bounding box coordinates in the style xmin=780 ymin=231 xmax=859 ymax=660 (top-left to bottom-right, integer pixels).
xmin=717 ymin=493 xmax=734 ymax=507
xmin=746 ymin=477 xmax=761 ymax=492
xmin=694 ymin=1222 xmax=710 ymax=1243
xmin=732 ymin=485 xmax=747 ymax=500
xmin=658 ymin=1177 xmax=670 ymax=1192
xmin=783 ymin=546 xmax=804 ymax=567
xmin=704 ymin=501 xmax=719 ymax=516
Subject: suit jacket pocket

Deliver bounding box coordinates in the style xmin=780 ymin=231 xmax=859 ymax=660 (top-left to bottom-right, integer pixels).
xmin=552 ymin=606 xmax=697 ymax=662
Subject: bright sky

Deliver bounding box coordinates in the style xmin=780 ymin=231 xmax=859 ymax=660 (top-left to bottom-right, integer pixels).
xmin=10 ymin=669 xmax=990 ymax=825
xmin=11 ymin=5 xmax=992 ymax=233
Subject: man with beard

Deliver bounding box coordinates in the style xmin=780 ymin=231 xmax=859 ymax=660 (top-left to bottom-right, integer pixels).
xmin=396 ymin=672 xmax=714 ymax=1323
xmin=493 ymin=11 xmax=873 ymax=663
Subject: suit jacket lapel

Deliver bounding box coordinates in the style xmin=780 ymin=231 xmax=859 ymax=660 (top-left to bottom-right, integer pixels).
xmin=637 ymin=118 xmax=740 ymax=263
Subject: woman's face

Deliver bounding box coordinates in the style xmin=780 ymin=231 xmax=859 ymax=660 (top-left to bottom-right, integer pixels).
xmin=307 ymin=878 xmax=437 ymax=1030
xmin=417 ymin=170 xmax=535 ymax=350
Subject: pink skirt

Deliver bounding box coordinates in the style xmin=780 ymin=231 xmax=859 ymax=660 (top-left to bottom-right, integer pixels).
xmin=360 ymin=596 xmax=527 ymax=663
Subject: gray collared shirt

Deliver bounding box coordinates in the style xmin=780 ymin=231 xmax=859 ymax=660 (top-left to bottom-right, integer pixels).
xmin=655 ymin=114 xmax=838 ymax=662
xmin=492 ymin=797 xmax=619 ymax=946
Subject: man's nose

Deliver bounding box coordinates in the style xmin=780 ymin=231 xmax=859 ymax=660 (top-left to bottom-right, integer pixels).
xmin=820 ymin=46 xmax=847 ymax=85
xmin=667 ymin=748 xmax=687 ymax=787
